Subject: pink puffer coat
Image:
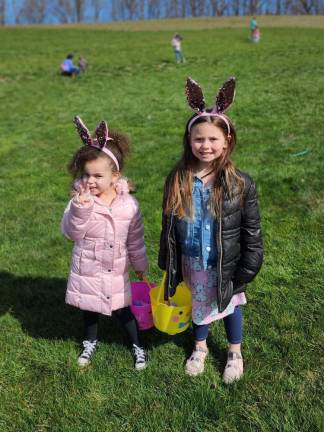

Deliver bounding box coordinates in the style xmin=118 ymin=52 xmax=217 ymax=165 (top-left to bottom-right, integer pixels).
xmin=61 ymin=179 xmax=148 ymax=316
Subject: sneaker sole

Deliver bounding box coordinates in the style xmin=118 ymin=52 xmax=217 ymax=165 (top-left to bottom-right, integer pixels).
xmin=135 ymin=363 xmax=147 ymax=370
xmin=78 ymin=360 xmax=91 ymax=367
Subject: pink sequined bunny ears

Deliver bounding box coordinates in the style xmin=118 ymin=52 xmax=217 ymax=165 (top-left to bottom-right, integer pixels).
xmin=73 ymin=116 xmax=120 ymax=171
xmin=185 ymin=77 xmax=236 ymax=136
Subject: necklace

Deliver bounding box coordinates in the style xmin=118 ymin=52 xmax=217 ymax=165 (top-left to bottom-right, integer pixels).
xmin=199 ymin=169 xmax=214 ymax=179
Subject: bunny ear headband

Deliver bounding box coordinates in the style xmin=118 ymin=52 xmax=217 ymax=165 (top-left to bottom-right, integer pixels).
xmin=73 ymin=116 xmax=120 ymax=171
xmin=185 ymin=77 xmax=236 ymax=137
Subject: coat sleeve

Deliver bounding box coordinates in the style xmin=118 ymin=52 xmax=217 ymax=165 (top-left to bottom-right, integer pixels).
xmin=232 ymin=180 xmax=263 ymax=291
xmin=158 ymin=213 xmax=168 ymax=271
xmin=158 ymin=179 xmax=169 ymax=271
xmin=61 ymin=198 xmax=94 ymax=241
xmin=126 ymin=203 xmax=148 ymax=273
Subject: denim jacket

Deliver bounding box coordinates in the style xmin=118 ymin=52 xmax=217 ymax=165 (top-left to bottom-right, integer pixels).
xmin=175 ymin=177 xmax=217 ymax=270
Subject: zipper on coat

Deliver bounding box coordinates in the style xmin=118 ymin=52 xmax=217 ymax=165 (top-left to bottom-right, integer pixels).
xmin=166 ymin=213 xmax=174 ymax=299
xmin=216 ymin=199 xmax=223 ymax=311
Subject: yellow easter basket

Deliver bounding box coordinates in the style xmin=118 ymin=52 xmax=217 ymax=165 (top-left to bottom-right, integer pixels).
xmin=149 ymin=273 xmax=192 ymax=335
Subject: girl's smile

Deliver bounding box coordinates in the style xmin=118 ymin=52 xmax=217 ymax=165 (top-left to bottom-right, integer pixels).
xmin=82 ymin=157 xmax=119 ymax=200
xmin=190 ymin=122 xmax=228 ymax=168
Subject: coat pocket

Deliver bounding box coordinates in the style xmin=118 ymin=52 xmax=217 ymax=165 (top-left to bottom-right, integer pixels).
xmin=79 ymin=240 xmax=102 ymax=276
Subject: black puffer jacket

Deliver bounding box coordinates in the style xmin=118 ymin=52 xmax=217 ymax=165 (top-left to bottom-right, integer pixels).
xmin=158 ymin=170 xmax=263 ymax=313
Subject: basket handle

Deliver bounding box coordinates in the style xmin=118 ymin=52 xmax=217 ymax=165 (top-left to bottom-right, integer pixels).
xmin=145 ymin=273 xmax=172 ymax=305
xmin=142 ymin=275 xmax=154 ymax=291
xmin=143 ymin=275 xmax=171 ymax=304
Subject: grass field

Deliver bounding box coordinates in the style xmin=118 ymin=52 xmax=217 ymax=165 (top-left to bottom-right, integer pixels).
xmin=0 ymin=18 xmax=323 ymax=432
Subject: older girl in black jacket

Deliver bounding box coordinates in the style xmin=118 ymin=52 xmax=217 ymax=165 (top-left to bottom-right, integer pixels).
xmin=158 ymin=77 xmax=263 ymax=383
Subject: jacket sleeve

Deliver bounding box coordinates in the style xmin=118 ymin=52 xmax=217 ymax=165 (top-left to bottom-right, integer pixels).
xmin=127 ymin=204 xmax=149 ymax=273
xmin=61 ymin=198 xmax=94 ymax=241
xmin=232 ymin=180 xmax=263 ymax=291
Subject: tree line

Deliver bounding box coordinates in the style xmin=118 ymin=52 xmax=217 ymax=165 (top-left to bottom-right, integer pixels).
xmin=0 ymin=0 xmax=323 ymax=25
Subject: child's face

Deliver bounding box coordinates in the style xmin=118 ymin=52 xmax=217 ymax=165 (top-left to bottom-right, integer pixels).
xmin=190 ymin=122 xmax=228 ymax=168
xmin=82 ymin=157 xmax=119 ymax=197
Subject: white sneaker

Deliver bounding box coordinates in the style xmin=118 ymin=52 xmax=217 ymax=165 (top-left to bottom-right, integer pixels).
xmin=132 ymin=344 xmax=147 ymax=370
xmin=77 ymin=340 xmax=98 ymax=367
xmin=222 ymin=351 xmax=243 ymax=384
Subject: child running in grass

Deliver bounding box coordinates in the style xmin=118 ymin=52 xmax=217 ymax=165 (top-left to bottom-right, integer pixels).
xmin=61 ymin=116 xmax=148 ymax=370
xmin=158 ymin=77 xmax=263 ymax=383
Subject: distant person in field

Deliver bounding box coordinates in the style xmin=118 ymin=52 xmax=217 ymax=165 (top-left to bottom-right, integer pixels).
xmin=78 ymin=56 xmax=87 ymax=73
xmin=171 ymin=33 xmax=185 ymax=64
xmin=251 ymin=26 xmax=261 ymax=43
xmin=60 ymin=53 xmax=80 ymax=77
xmin=249 ymin=16 xmax=258 ymax=41
xmin=158 ymin=77 xmax=263 ymax=383
xmin=61 ymin=116 xmax=148 ymax=370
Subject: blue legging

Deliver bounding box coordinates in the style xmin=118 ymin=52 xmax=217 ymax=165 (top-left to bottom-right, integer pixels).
xmin=193 ymin=306 xmax=242 ymax=344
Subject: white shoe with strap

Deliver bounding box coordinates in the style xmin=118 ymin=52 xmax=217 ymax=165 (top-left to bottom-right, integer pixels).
xmin=185 ymin=346 xmax=209 ymax=376
xmin=222 ymin=351 xmax=244 ymax=384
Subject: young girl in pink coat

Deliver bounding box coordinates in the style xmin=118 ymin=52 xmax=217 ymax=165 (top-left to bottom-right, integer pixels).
xmin=61 ymin=116 xmax=149 ymax=370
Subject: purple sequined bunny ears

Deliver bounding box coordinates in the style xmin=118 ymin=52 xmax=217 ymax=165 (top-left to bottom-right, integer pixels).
xmin=185 ymin=77 xmax=236 ymax=136
xmin=73 ymin=116 xmax=120 ymax=171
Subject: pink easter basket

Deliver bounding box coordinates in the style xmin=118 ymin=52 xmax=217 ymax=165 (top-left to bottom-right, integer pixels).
xmin=130 ymin=279 xmax=155 ymax=330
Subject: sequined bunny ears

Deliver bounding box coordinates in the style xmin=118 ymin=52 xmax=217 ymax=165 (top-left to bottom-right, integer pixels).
xmin=185 ymin=77 xmax=236 ymax=135
xmin=73 ymin=116 xmax=119 ymax=171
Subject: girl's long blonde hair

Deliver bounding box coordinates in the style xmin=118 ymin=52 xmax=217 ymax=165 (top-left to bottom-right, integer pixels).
xmin=164 ymin=114 xmax=245 ymax=218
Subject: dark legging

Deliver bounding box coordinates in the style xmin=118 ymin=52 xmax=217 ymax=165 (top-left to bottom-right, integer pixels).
xmin=83 ymin=306 xmax=141 ymax=346
xmin=193 ymin=306 xmax=243 ymax=344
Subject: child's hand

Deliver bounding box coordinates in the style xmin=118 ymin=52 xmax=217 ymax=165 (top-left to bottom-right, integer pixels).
xmin=74 ymin=179 xmax=92 ymax=205
xmin=135 ymin=271 xmax=144 ymax=280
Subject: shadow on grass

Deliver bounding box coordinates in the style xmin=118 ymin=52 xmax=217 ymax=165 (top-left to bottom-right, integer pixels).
xmin=0 ymin=270 xmax=228 ymax=370
xmin=0 ymin=270 xmax=83 ymax=341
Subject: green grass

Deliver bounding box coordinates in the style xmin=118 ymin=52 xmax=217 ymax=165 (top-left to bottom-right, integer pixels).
xmin=0 ymin=21 xmax=323 ymax=432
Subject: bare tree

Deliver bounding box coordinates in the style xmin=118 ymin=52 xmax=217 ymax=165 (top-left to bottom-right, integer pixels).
xmin=293 ymin=0 xmax=317 ymax=13
xmin=248 ymin=0 xmax=263 ymax=14
xmin=0 ymin=0 xmax=5 ymax=25
xmin=53 ymin=0 xmax=75 ymax=23
xmin=111 ymin=0 xmax=119 ymax=20
xmin=138 ymin=0 xmax=145 ymax=18
xmin=209 ymin=0 xmax=228 ymax=16
xmin=147 ymin=0 xmax=162 ymax=18
xmin=232 ymin=0 xmax=241 ymax=15
xmin=180 ymin=0 xmax=187 ymax=16
xmin=91 ymin=0 xmax=103 ymax=21
xmin=120 ymin=0 xmax=139 ymax=20
xmin=189 ymin=0 xmax=206 ymax=16
xmin=281 ymin=0 xmax=293 ymax=13
xmin=75 ymin=0 xmax=86 ymax=22
xmin=165 ymin=0 xmax=180 ymax=17
xmin=19 ymin=0 xmax=47 ymax=24
xmin=12 ymin=0 xmax=23 ymax=24
xmin=241 ymin=0 xmax=248 ymax=15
